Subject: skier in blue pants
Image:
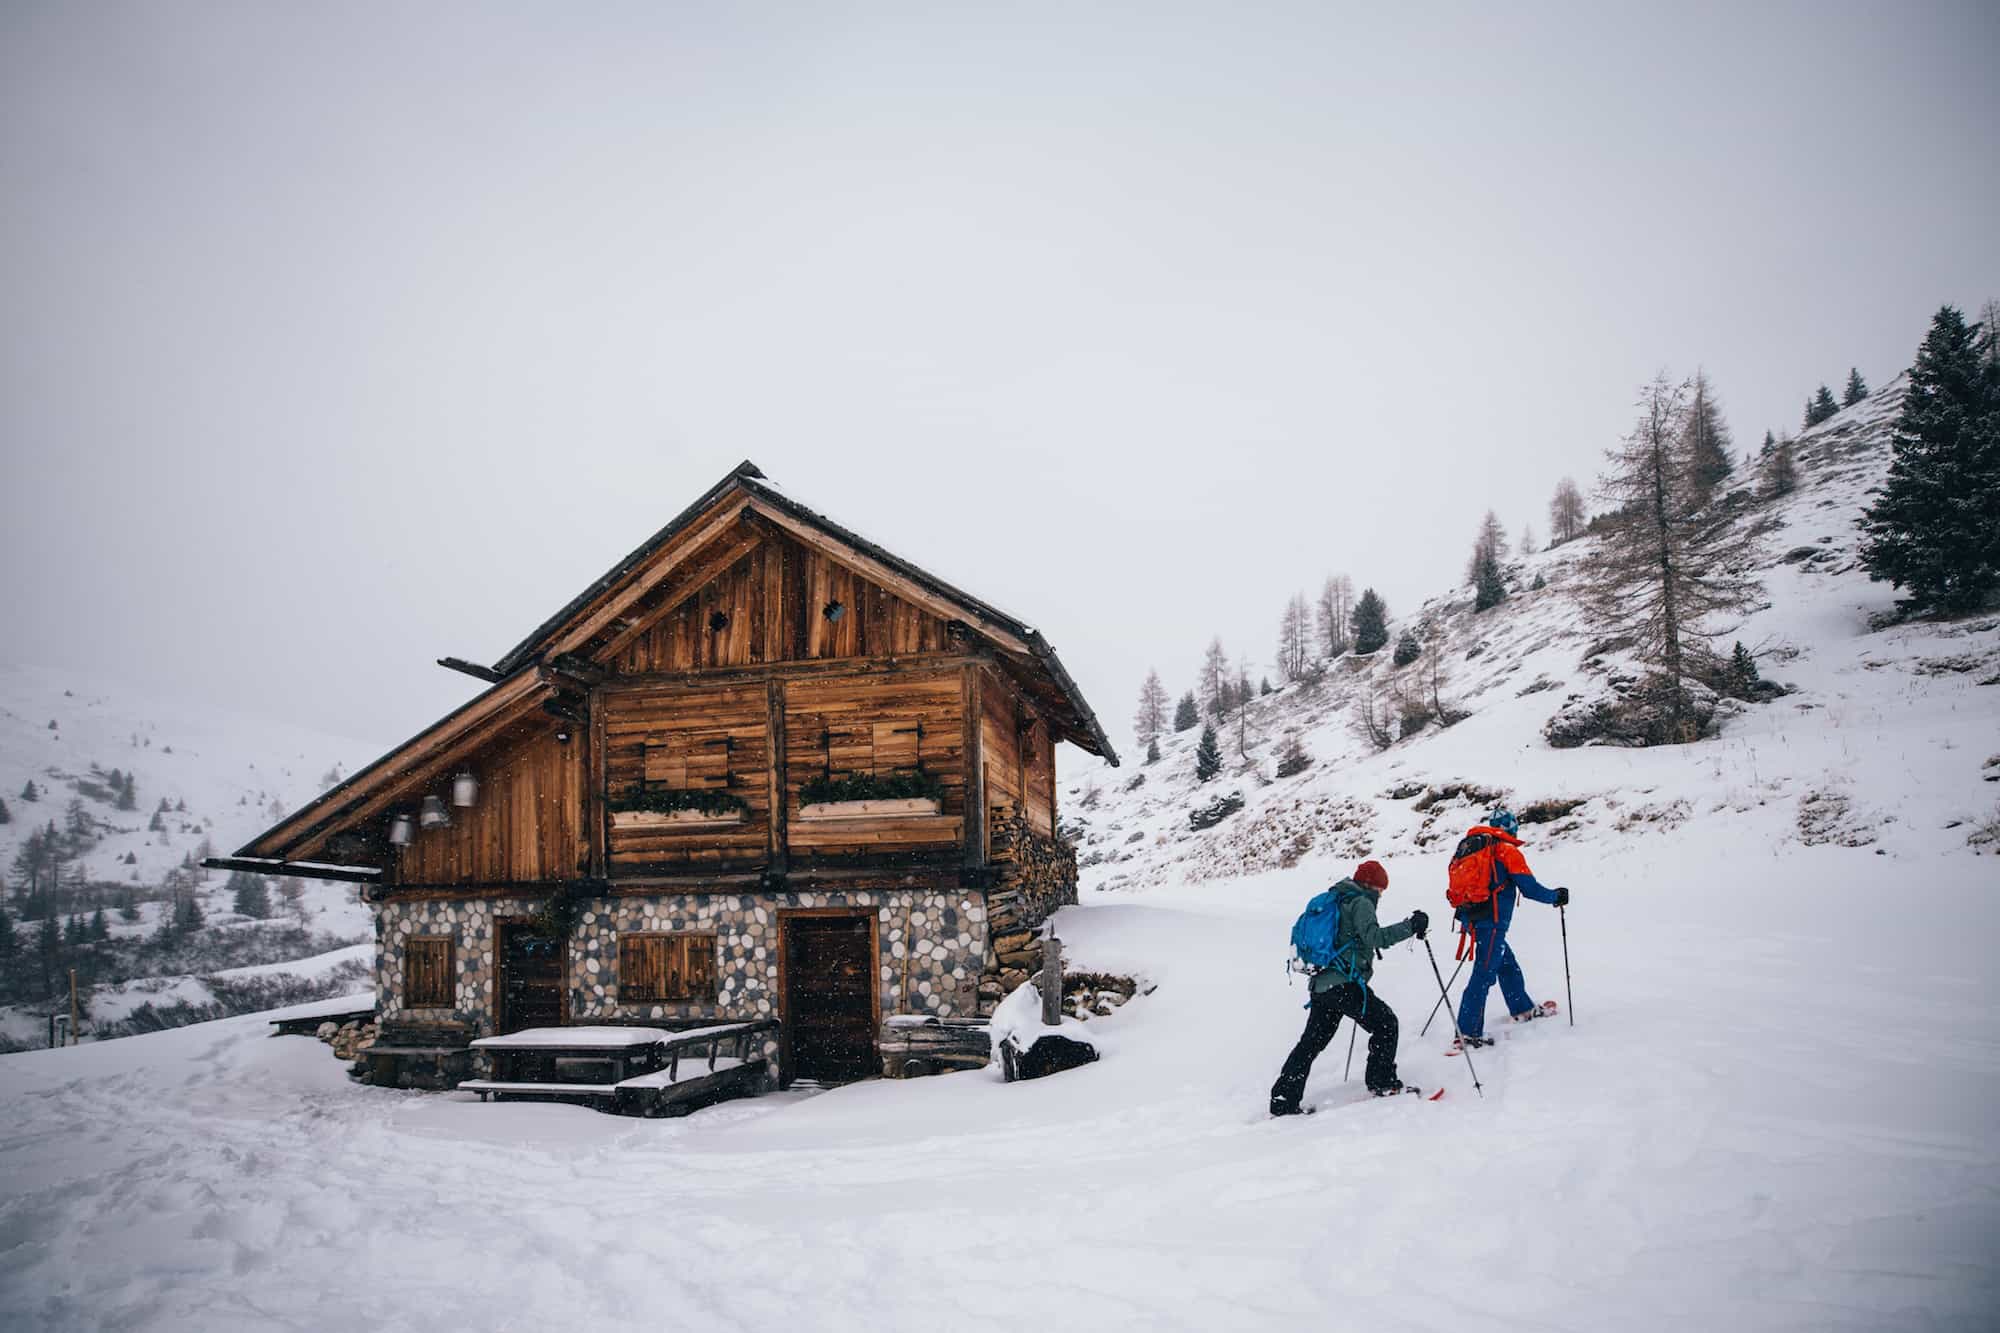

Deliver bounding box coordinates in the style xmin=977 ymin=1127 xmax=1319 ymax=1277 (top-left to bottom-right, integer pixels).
xmin=1448 ymin=808 xmax=1570 ymax=1048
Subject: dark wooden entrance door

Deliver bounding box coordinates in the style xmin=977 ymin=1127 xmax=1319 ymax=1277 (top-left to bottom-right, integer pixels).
xmin=783 ymin=914 xmax=876 ymax=1083
xmin=497 ymin=923 xmax=565 ymax=1034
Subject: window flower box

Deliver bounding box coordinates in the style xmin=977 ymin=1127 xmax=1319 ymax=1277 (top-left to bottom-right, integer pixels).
xmin=796 ymin=796 xmax=943 ymax=821
xmin=610 ymin=808 xmax=746 ymax=831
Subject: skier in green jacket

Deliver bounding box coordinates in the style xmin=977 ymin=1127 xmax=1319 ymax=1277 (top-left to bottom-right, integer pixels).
xmin=1270 ymin=859 xmax=1429 ymax=1114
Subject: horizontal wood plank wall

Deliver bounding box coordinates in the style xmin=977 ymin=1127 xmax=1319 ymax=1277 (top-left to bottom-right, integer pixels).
xmin=610 ymin=533 xmax=952 ymax=675
xmin=602 ymin=682 xmax=771 ymax=872
xmin=392 ymin=725 xmax=582 ymax=886
xmin=980 ymin=666 xmax=1023 ymax=830
xmin=785 ymin=669 xmax=965 ymax=856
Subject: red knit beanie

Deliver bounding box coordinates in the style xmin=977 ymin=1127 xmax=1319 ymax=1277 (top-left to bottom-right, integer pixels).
xmin=1354 ymin=860 xmax=1389 ymax=891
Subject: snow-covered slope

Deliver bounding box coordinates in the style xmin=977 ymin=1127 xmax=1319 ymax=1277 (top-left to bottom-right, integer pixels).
xmin=1 ymin=382 xmax=1994 ymax=1329
xmin=0 ymin=662 xmax=376 ymax=890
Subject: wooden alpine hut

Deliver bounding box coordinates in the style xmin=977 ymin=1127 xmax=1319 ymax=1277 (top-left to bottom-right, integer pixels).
xmin=215 ymin=461 xmax=1116 ymax=1094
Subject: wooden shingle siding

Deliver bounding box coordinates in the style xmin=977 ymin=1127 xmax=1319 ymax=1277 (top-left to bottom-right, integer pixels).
xmin=390 ymin=726 xmax=584 ymax=886
xmin=618 ymin=933 xmax=718 ymax=1002
xmin=405 ymin=936 xmax=455 ymax=1008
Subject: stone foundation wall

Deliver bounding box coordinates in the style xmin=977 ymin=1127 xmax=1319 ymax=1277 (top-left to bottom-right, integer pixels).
xmin=376 ymin=885 xmax=991 ymax=1079
xmin=979 ymin=805 xmax=1080 ymax=1010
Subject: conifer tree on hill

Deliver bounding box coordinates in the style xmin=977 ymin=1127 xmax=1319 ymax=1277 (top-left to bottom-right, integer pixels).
xmin=1804 ymin=384 xmax=1840 ymax=428
xmin=1392 ymin=629 xmax=1422 ymax=667
xmin=1684 ymin=370 xmax=1735 ymax=502
xmin=1133 ymin=669 xmax=1169 ymax=750
xmin=1759 ymin=429 xmax=1776 ymax=459
xmin=1764 ymin=437 xmax=1798 ymax=497
xmin=1843 ymin=367 xmax=1869 ymax=407
xmin=1350 ymin=588 xmax=1390 ymax=655
xmin=0 ymin=907 xmax=15 ymax=962
xmin=19 ymin=780 xmax=38 ymax=803
xmin=1193 ymin=723 xmax=1223 ymax=783
xmin=1860 ymin=304 xmax=2000 ymax=615
xmin=0 ymin=796 xmax=10 ymax=826
xmin=1172 ymin=691 xmax=1199 ymax=733
xmin=1466 ymin=510 xmax=1509 ymax=585
xmin=229 ymin=871 xmax=271 ymax=919
xmin=1316 ymin=575 xmax=1354 ymax=657
xmin=1473 ymin=547 xmax=1507 ymax=612
xmin=1582 ymin=373 xmax=1761 ymax=735
xmin=1549 ymin=477 xmax=1586 ymax=546
xmin=1145 ymin=737 xmax=1161 ymax=765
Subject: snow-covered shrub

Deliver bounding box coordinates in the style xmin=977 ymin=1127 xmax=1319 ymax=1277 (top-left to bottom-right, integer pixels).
xmin=1544 ymin=672 xmax=1719 ymax=748
xmin=1188 ymin=791 xmax=1244 ymax=831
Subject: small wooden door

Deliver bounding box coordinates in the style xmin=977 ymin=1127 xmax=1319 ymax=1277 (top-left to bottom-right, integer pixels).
xmin=783 ymin=913 xmax=876 ymax=1083
xmin=497 ymin=923 xmax=565 ymax=1034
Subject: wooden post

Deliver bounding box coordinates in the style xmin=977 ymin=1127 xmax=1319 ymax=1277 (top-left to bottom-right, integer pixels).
xmin=1040 ymin=935 xmax=1061 ymax=1026
xmin=68 ymin=969 xmax=78 ymax=1046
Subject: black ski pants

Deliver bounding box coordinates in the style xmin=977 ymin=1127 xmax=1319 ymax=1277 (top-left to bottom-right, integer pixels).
xmin=1270 ymin=981 xmax=1400 ymax=1109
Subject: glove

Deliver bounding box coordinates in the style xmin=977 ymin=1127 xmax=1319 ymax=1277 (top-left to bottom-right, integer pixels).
xmin=1408 ymin=909 xmax=1429 ymax=940
xmin=1554 ymin=886 xmax=1570 ymax=907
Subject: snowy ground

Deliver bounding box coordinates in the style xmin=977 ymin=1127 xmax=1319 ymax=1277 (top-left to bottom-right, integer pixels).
xmin=1 ymin=826 xmax=1993 ymax=1330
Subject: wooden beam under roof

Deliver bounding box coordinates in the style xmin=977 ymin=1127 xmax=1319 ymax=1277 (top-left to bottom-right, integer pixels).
xmin=586 ymin=519 xmax=767 ymax=664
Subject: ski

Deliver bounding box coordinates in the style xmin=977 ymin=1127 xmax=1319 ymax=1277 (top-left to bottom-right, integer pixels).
xmin=1510 ymin=999 xmax=1560 ymax=1024
xmin=1268 ymin=1086 xmax=1443 ymax=1118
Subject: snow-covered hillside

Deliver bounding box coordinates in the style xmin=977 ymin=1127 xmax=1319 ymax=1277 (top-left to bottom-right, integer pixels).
xmin=0 ymin=666 xmax=380 ymax=1045
xmin=0 ymin=662 xmax=375 ymax=888
xmin=1 ymin=382 xmax=1995 ymax=1329
xmin=1063 ymin=373 xmax=1996 ymax=889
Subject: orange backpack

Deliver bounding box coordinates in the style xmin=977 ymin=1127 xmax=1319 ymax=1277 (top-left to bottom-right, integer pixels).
xmin=1446 ymin=832 xmax=1508 ymax=912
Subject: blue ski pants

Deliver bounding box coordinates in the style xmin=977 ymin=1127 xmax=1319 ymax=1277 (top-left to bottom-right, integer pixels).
xmin=1455 ymin=921 xmax=1534 ymax=1039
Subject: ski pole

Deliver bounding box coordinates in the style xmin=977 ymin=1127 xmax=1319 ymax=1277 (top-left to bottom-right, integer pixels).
xmin=1423 ymin=936 xmax=1483 ymax=1097
xmin=1419 ymin=954 xmax=1466 ymax=1037
xmin=1560 ymin=900 xmax=1574 ymax=1027
xmin=1343 ymin=1023 xmax=1357 ymax=1082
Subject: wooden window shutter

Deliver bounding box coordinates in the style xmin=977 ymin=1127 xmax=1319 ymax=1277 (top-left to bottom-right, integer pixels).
xmin=618 ymin=933 xmax=717 ymax=1002
xmin=405 ymin=937 xmax=454 ymax=1008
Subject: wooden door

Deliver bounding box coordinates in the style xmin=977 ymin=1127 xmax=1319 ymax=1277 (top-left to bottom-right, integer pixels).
xmin=497 ymin=923 xmax=566 ymax=1034
xmin=782 ymin=913 xmax=876 ymax=1083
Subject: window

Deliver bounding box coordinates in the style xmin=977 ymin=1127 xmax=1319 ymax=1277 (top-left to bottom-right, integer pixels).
xmin=405 ymin=936 xmax=455 ymax=1008
xmin=619 ymin=933 xmax=718 ymax=1003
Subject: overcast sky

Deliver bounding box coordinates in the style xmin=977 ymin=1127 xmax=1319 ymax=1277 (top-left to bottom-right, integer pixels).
xmin=4 ymin=2 xmax=1996 ymax=761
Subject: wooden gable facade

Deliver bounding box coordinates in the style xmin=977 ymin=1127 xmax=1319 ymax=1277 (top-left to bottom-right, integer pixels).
xmin=219 ymin=462 xmax=1111 ymax=1083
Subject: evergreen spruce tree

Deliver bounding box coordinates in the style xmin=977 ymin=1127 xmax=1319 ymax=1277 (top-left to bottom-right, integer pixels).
xmin=1145 ymin=737 xmax=1161 ymax=765
xmin=0 ymin=796 xmax=9 ymax=826
xmin=1843 ymin=368 xmax=1869 ymax=406
xmin=173 ymin=894 xmax=205 ymax=933
xmin=1193 ymin=724 xmax=1223 ymax=783
xmin=1759 ymin=429 xmax=1776 ymax=459
xmin=90 ymin=907 xmax=109 ymax=941
xmin=1132 ymin=669 xmax=1170 ymax=752
xmin=116 ymin=772 xmax=137 ymax=811
xmin=1350 ymin=588 xmax=1389 ymax=655
xmin=20 ymin=781 xmax=38 ymax=803
xmin=1392 ymin=629 xmax=1422 ymax=667
xmin=119 ymin=893 xmax=141 ymax=924
xmin=0 ymin=906 xmax=15 ymax=963
xmin=229 ymin=871 xmax=271 ymax=919
xmin=1859 ymin=305 xmax=2000 ymax=614
xmin=63 ymin=914 xmax=84 ymax=947
xmin=1727 ymin=641 xmax=1762 ymax=696
xmin=1805 ymin=384 xmax=1839 ymax=427
xmin=1684 ymin=370 xmax=1735 ymax=501
xmin=1582 ymin=374 xmax=1762 ymax=737
xmin=1172 ymin=691 xmax=1199 ymax=732
xmin=1259 ymin=676 xmax=1273 ymax=696
xmin=1473 ymin=547 xmax=1507 ymax=612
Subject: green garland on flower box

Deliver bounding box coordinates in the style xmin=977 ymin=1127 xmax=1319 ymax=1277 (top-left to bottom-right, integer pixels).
xmin=531 ymin=884 xmax=586 ymax=939
xmin=606 ymin=785 xmax=749 ymax=818
xmin=798 ymin=770 xmax=946 ymax=807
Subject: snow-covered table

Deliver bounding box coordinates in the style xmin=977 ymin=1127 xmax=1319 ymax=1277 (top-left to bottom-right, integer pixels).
xmin=459 ymin=1022 xmax=775 ymax=1117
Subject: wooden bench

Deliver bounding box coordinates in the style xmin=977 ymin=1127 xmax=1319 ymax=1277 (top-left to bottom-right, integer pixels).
xmin=461 ymin=1022 xmax=774 ymax=1117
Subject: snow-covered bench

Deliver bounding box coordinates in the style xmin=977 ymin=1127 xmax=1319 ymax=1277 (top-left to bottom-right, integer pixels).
xmin=459 ymin=1022 xmax=773 ymax=1117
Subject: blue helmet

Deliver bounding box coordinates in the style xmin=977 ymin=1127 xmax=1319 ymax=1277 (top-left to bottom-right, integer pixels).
xmin=1485 ymin=807 xmax=1518 ymax=835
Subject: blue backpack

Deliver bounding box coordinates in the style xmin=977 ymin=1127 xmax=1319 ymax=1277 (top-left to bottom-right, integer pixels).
xmin=1289 ymin=886 xmax=1367 ymax=1005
